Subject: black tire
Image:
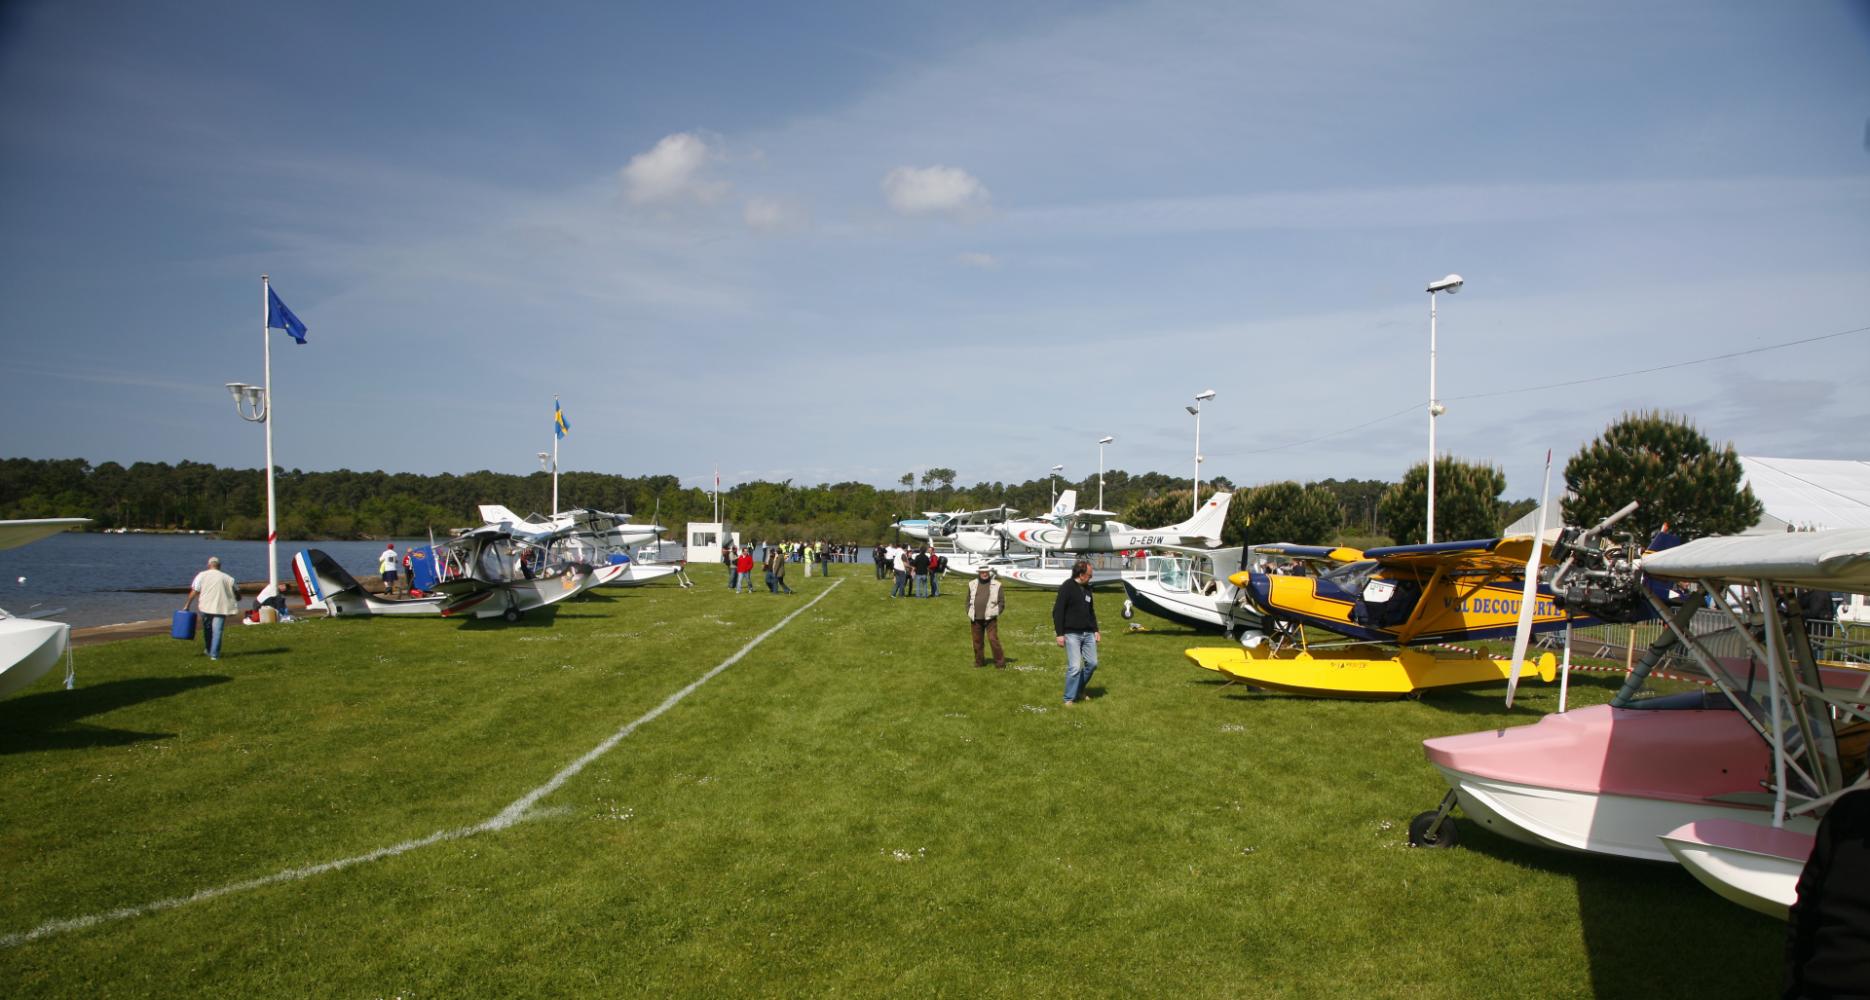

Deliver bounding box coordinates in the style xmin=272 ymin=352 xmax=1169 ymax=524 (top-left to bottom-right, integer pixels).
xmin=503 ymin=608 xmax=521 ymax=623
xmin=1408 ymin=810 xmax=1459 ymax=848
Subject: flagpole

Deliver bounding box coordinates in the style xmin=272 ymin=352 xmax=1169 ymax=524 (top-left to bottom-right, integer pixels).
xmin=260 ymin=275 xmax=279 ymax=597
xmin=551 ymin=396 xmax=560 ymax=516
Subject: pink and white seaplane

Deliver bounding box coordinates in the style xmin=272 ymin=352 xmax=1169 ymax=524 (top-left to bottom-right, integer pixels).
xmin=1412 ymin=521 xmax=1870 ymax=920
xmin=0 ymin=518 xmax=90 ymax=698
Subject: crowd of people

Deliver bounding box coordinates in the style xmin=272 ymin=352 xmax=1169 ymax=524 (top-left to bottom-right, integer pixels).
xmin=722 ymin=541 xmax=850 ymax=594
xmin=873 ymin=542 xmax=950 ymax=598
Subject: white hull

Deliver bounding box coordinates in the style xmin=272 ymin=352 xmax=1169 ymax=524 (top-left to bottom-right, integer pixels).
xmin=597 ymin=562 xmax=680 ymax=587
xmin=1431 ymin=766 xmax=1814 ymax=863
xmin=1660 ymin=820 xmax=1810 ymax=919
xmin=986 ymin=563 xmax=1124 ymax=590
xmin=0 ymin=616 xmax=68 ymax=699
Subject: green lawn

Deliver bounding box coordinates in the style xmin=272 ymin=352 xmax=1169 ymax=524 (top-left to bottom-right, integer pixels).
xmin=1 ymin=571 xmax=1784 ymax=997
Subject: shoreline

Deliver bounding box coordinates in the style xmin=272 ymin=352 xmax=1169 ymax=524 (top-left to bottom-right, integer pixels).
xmin=71 ymin=577 xmax=394 ymax=647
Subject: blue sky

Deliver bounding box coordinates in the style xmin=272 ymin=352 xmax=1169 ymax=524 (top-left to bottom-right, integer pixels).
xmin=2 ymin=0 xmax=1866 ymax=499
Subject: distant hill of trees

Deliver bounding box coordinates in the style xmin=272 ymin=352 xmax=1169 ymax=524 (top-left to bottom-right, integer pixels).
xmin=1 ymin=457 xmax=1496 ymax=545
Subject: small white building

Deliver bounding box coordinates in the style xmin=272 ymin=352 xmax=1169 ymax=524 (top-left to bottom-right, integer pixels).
xmin=684 ymin=522 xmax=739 ymax=566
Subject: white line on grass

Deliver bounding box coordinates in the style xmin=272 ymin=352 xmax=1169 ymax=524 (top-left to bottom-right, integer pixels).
xmin=1 ymin=580 xmax=844 ymax=950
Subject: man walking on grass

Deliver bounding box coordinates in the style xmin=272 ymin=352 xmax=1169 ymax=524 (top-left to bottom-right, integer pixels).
xmin=182 ymin=556 xmax=240 ymax=661
xmin=1052 ymin=560 xmax=1100 ymax=705
xmin=966 ymin=565 xmax=1006 ymax=668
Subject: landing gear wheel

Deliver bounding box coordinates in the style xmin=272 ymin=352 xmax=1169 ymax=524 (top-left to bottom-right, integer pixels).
xmin=503 ymin=608 xmax=521 ymax=623
xmin=1408 ymin=810 xmax=1459 ymax=848
xmin=1121 ymin=600 xmax=1134 ymax=621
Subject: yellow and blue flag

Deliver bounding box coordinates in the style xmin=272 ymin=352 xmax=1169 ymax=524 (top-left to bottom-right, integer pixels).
xmin=266 ymin=287 xmax=308 ymax=344
xmin=554 ymin=400 xmax=570 ymax=439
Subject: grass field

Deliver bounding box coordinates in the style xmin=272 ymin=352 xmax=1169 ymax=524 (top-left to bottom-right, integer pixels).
xmin=1 ymin=569 xmax=1785 ymax=997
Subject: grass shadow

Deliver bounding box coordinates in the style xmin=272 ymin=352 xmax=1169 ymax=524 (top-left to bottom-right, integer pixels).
xmin=229 ymin=646 xmax=291 ymax=657
xmin=0 ymin=674 xmax=233 ymax=754
xmin=455 ymin=607 xmax=563 ymax=630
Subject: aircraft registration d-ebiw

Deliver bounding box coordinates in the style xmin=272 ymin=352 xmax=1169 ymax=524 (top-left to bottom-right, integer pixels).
xmin=992 ymin=492 xmax=1232 ymax=553
xmin=294 ymin=526 xmax=623 ymax=621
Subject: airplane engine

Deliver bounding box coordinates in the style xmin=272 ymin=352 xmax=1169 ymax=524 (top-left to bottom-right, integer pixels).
xmin=1547 ymin=525 xmax=1653 ymax=623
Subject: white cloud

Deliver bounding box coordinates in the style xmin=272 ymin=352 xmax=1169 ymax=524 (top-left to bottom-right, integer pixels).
xmin=743 ymin=196 xmax=810 ymax=233
xmin=956 ymin=251 xmax=998 ymax=268
xmin=881 ymin=165 xmax=991 ymax=218
xmin=621 ymin=132 xmax=729 ymax=205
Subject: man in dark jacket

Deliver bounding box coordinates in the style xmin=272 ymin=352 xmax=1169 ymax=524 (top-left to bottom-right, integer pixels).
xmin=1052 ymin=560 xmax=1101 ymax=705
xmin=1785 ymin=788 xmax=1870 ymax=998
xmin=912 ymin=548 xmax=931 ymax=597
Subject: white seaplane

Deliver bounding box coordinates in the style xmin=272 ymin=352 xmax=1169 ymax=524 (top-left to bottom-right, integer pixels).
xmin=0 ymin=518 xmax=89 ymax=698
xmin=294 ymin=526 xmax=623 ymax=621
xmin=478 ymin=504 xmax=662 ymax=549
xmin=1118 ymin=545 xmax=1264 ymax=637
xmin=991 ymin=492 xmax=1232 ymax=554
xmin=1412 ymin=521 xmax=1870 ymax=920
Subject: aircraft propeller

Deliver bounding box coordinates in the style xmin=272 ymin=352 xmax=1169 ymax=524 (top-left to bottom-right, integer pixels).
xmin=1504 ymin=450 xmax=1553 ymax=708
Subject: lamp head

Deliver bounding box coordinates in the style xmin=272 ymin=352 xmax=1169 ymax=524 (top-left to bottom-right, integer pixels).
xmin=1098 ymin=436 xmax=1115 ymax=445
xmin=1427 ymin=274 xmax=1464 ymax=294
xmin=225 ymin=382 xmax=249 ymax=401
xmin=1194 ymin=389 xmax=1217 ymax=402
xmin=1050 ymin=465 xmax=1064 ymax=473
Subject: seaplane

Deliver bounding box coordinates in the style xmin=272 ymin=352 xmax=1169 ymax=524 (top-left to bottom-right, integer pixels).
xmin=1183 ymin=456 xmax=1600 ymax=698
xmin=1119 ymin=545 xmax=1264 ymax=637
xmin=478 ymin=504 xmax=662 ymax=549
xmin=293 ymin=525 xmax=624 ymax=621
xmin=992 ymin=492 xmax=1231 ymax=554
xmin=1411 ymin=523 xmax=1870 ymax=920
xmin=0 ymin=517 xmax=89 ymax=698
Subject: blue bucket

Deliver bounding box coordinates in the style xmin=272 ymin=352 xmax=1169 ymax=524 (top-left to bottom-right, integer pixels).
xmin=171 ymin=610 xmax=198 ymax=640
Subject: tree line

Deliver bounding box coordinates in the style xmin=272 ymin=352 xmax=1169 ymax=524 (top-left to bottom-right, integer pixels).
xmin=0 ymin=411 xmax=1760 ymax=546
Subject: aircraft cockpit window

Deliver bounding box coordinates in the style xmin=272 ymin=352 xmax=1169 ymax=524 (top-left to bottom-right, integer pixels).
xmin=1316 ymin=560 xmax=1380 ymax=600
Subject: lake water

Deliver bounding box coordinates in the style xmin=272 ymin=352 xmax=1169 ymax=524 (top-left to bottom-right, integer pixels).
xmin=0 ymin=534 xmax=426 ymax=627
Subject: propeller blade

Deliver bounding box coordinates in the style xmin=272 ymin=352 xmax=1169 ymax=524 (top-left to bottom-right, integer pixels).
xmin=1506 ymin=450 xmax=1554 ymax=707
xmin=1557 ymin=619 xmax=1574 ymax=713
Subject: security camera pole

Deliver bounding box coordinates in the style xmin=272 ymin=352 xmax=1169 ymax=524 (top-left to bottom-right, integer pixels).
xmin=1425 ymin=274 xmax=1463 ymax=543
xmin=1188 ymin=390 xmax=1216 ymax=517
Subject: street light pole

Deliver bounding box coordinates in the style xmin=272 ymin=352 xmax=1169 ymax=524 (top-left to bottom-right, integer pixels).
xmin=1097 ymin=436 xmax=1114 ymax=510
xmin=225 ymin=275 xmax=282 ymax=598
xmin=1050 ymin=465 xmax=1064 ymax=510
xmin=1188 ymin=390 xmax=1215 ymax=517
xmin=1425 ymin=274 xmax=1462 ymax=543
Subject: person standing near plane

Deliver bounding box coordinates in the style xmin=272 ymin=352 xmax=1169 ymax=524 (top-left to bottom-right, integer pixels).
xmin=966 ymin=565 xmax=1006 ymax=668
xmin=912 ymin=546 xmax=931 ymax=597
xmin=378 ymin=543 xmax=399 ymax=596
xmin=1053 ymin=560 xmax=1101 ymax=705
xmin=734 ymin=547 xmax=755 ymax=594
xmin=888 ymin=543 xmax=909 ymax=597
xmin=182 ymin=556 xmax=240 ymax=661
xmin=773 ymin=546 xmax=794 ymax=595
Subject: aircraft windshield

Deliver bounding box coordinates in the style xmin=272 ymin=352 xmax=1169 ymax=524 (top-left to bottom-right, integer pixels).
xmin=1317 ymin=560 xmax=1380 ymax=597
xmin=1147 ymin=555 xmax=1194 ymax=592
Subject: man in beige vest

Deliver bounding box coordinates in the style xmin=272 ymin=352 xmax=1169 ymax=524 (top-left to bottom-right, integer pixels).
xmin=183 ymin=556 xmax=240 ymax=661
xmin=966 ymin=565 xmax=1006 ymax=668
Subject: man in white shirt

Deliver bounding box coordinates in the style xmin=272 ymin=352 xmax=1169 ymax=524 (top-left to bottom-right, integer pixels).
xmin=378 ymin=543 xmax=400 ymax=595
xmin=183 ymin=556 xmax=240 ymax=660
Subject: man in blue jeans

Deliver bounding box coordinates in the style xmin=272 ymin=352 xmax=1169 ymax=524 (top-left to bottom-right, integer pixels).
xmin=182 ymin=555 xmax=240 ymax=661
xmin=1052 ymin=560 xmax=1101 ymax=705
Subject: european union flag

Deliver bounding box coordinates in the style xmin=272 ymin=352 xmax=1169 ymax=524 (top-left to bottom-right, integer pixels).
xmin=267 ymin=287 xmax=308 ymax=344
xmin=554 ymin=401 xmax=570 ymax=439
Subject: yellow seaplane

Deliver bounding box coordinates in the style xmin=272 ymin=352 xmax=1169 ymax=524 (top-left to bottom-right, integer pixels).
xmin=1185 ymin=534 xmax=1584 ymax=699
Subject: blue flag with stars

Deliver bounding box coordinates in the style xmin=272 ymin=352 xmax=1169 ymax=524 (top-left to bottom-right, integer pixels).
xmin=266 ymin=287 xmax=308 ymax=344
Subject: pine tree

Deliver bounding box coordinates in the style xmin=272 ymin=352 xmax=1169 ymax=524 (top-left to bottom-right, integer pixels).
xmin=1230 ymin=481 xmax=1342 ymax=546
xmin=1561 ymin=410 xmax=1761 ymax=541
xmin=1378 ymin=457 xmax=1507 ymax=544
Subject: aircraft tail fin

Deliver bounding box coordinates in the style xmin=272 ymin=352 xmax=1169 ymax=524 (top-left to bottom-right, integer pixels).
xmin=1167 ymin=492 xmax=1232 ymax=542
xmin=1051 ymin=489 xmax=1078 ymax=517
xmin=478 ymin=504 xmax=526 ymax=527
xmin=293 ymin=548 xmax=364 ymax=611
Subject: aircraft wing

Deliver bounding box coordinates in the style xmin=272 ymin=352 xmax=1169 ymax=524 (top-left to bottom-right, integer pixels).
xmin=1639 ymin=528 xmax=1870 ymax=591
xmin=0 ymin=517 xmax=91 ymax=551
xmin=1360 ymin=535 xmax=1544 ymax=578
xmin=1250 ymin=543 xmax=1366 ymax=564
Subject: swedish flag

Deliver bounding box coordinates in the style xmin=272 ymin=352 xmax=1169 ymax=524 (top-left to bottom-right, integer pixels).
xmin=554 ymin=401 xmax=570 ymax=439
